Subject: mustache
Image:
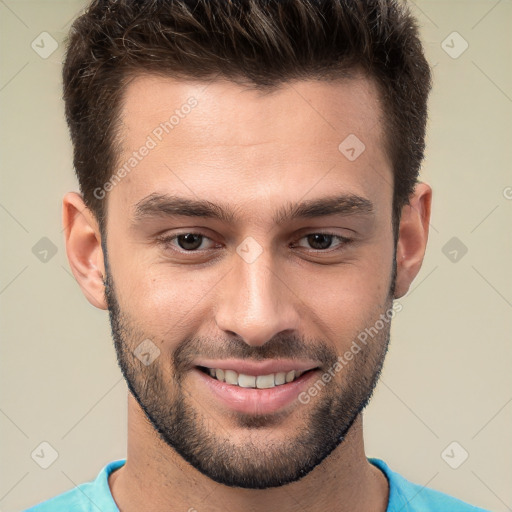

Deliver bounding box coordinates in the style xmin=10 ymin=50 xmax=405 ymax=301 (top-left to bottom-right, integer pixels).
xmin=172 ymin=333 xmax=338 ymax=374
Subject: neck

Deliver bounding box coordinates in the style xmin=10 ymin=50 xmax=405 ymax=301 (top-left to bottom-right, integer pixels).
xmin=109 ymin=394 xmax=389 ymax=512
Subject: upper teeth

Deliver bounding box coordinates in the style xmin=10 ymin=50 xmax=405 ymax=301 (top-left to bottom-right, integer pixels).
xmin=207 ymin=368 xmax=305 ymax=388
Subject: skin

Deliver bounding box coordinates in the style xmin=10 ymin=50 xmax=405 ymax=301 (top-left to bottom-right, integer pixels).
xmin=63 ymin=74 xmax=431 ymax=512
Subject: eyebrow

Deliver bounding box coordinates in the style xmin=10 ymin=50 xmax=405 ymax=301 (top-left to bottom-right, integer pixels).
xmin=132 ymin=192 xmax=375 ymax=226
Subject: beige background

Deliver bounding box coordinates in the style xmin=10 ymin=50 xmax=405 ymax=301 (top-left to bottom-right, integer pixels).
xmin=1 ymin=1 xmax=511 ymax=511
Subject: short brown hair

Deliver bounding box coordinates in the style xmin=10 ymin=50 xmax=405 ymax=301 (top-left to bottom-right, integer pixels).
xmin=62 ymin=0 xmax=432 ymax=243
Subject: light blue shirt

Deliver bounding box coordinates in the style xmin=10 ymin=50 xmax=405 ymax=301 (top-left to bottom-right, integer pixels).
xmin=25 ymin=457 xmax=492 ymax=511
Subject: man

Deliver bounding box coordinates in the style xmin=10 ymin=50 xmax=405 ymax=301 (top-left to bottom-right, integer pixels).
xmin=26 ymin=0 xmax=492 ymax=511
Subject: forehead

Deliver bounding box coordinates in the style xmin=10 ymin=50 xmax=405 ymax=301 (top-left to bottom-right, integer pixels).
xmin=109 ymin=73 xmax=392 ymax=226
xmin=119 ymin=73 xmax=386 ymax=149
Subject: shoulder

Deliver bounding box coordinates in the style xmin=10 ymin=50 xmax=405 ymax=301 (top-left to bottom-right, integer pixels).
xmin=368 ymin=458 xmax=493 ymax=512
xmin=23 ymin=459 xmax=126 ymax=512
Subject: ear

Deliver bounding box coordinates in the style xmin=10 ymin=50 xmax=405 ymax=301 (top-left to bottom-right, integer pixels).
xmin=393 ymin=182 xmax=432 ymax=299
xmin=62 ymin=192 xmax=108 ymax=310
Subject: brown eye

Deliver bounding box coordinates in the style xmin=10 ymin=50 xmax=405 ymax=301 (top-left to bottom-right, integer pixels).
xmin=176 ymin=233 xmax=204 ymax=251
xmin=306 ymin=234 xmax=334 ymax=250
xmin=157 ymin=232 xmax=217 ymax=253
xmin=294 ymin=232 xmax=352 ymax=252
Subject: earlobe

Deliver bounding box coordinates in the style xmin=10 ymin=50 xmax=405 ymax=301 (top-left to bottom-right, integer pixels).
xmin=62 ymin=192 xmax=108 ymax=310
xmin=393 ymin=182 xmax=432 ymax=299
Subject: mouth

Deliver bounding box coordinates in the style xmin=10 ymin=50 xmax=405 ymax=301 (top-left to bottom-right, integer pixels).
xmin=193 ymin=364 xmax=321 ymax=415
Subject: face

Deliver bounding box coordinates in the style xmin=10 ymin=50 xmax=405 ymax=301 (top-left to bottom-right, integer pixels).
xmin=101 ymin=75 xmax=397 ymax=489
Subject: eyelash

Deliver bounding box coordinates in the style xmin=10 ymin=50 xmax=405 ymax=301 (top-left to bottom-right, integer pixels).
xmin=156 ymin=231 xmax=353 ymax=254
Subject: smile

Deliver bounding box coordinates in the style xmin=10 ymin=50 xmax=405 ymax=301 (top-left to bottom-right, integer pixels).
xmin=197 ymin=366 xmax=314 ymax=388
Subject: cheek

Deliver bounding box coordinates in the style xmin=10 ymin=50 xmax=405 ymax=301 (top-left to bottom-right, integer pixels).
xmin=117 ymin=264 xmax=217 ymax=338
xmin=295 ymin=258 xmax=392 ymax=345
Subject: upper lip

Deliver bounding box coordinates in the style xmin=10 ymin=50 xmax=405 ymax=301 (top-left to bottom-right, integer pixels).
xmin=194 ymin=359 xmax=320 ymax=376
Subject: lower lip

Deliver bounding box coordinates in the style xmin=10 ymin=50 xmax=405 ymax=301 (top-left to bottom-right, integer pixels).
xmin=192 ymin=367 xmax=320 ymax=415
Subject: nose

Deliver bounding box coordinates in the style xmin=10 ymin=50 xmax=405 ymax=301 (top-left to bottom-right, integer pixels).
xmin=214 ymin=246 xmax=301 ymax=347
